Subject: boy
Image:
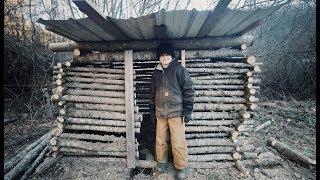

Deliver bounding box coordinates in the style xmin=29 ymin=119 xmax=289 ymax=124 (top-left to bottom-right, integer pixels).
xmin=149 ymin=43 xmax=195 ymax=179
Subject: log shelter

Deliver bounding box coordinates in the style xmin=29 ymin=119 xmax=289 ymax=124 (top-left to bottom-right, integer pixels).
xmin=39 ymin=0 xmax=287 ymax=173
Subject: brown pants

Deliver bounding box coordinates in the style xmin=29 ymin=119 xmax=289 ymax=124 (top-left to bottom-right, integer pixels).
xmin=155 ymin=117 xmax=188 ymax=169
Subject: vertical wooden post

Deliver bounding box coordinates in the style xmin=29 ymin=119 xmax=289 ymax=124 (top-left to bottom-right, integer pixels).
xmin=181 ymin=50 xmax=186 ymax=67
xmin=124 ymin=50 xmax=136 ymax=168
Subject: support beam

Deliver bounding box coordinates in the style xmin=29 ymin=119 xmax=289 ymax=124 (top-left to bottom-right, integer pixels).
xmin=72 ymin=0 xmax=129 ymax=40
xmin=197 ymin=0 xmax=232 ymax=37
xmin=48 ymin=35 xmax=253 ymax=52
xmin=124 ymin=50 xmax=136 ymax=168
xmin=154 ymin=24 xmax=168 ymax=39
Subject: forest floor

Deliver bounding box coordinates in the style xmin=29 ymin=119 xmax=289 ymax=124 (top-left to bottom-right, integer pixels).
xmin=4 ymin=100 xmax=316 ymax=180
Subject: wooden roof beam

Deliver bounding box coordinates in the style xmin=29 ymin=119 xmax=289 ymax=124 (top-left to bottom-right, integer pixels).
xmin=154 ymin=24 xmax=168 ymax=40
xmin=197 ymin=0 xmax=232 ymax=37
xmin=72 ymin=0 xmax=129 ymax=40
xmin=48 ymin=35 xmax=254 ymax=52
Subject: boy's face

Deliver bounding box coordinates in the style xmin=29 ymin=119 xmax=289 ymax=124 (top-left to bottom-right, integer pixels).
xmin=159 ymin=53 xmax=173 ymax=66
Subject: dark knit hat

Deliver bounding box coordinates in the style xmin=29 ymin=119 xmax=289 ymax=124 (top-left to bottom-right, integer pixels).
xmin=156 ymin=43 xmax=175 ymax=59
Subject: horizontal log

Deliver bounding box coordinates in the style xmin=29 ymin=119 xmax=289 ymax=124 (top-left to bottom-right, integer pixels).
xmin=68 ymin=103 xmax=139 ymax=113
xmin=67 ymin=109 xmax=125 ymax=120
xmin=187 ymin=138 xmax=234 ymax=146
xmin=187 ymin=120 xmax=237 ymax=126
xmin=59 ymin=133 xmax=126 ymax=142
xmin=192 ymin=112 xmax=239 ymax=119
xmin=58 ymin=71 xmax=125 ymax=79
xmin=191 ymin=74 xmax=243 ymax=80
xmin=186 ymin=62 xmax=262 ymax=68
xmin=188 ymin=146 xmax=234 ymax=154
xmin=65 ymin=82 xmax=125 ymax=91
xmin=187 ymin=68 xmax=248 ymax=74
xmin=185 ymin=132 xmax=230 ymax=139
xmin=69 ymin=67 xmax=125 ymax=74
xmin=195 ymin=90 xmax=244 ymax=97
xmin=60 ymin=147 xmax=126 ymax=157
xmin=64 ymin=124 xmax=140 ymax=133
xmin=65 ymin=117 xmax=141 ymax=127
xmin=62 ymin=95 xmax=125 ymax=105
xmin=65 ymin=89 xmax=125 ymax=98
xmin=49 ymin=35 xmax=253 ymax=52
xmin=186 ymin=126 xmax=235 ymax=133
xmin=188 ymin=161 xmax=235 ymax=169
xmin=194 ymin=103 xmax=246 ymax=111
xmin=189 ymin=154 xmax=234 ymax=161
xmin=194 ymin=84 xmax=260 ymax=90
xmin=34 ymin=154 xmax=63 ymax=175
xmin=241 ymin=152 xmax=258 ymax=159
xmin=194 ymin=96 xmax=248 ymax=103
xmin=65 ymin=77 xmax=124 ymax=85
xmin=193 ymin=79 xmax=261 ymax=85
xmin=58 ymin=138 xmax=126 ymax=152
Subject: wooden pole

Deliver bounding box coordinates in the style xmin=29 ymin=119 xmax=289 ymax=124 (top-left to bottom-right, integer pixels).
xmin=124 ymin=50 xmax=136 ymax=168
xmin=181 ymin=50 xmax=186 ymax=67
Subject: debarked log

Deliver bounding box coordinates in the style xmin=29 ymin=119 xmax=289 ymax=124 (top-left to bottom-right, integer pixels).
xmin=68 ymin=103 xmax=139 ymax=113
xmin=188 ymin=154 xmax=234 ymax=161
xmin=187 ymin=68 xmax=249 ymax=74
xmin=62 ymin=95 xmax=125 ymax=105
xmin=191 ymin=74 xmax=243 ymax=80
xmin=192 ymin=112 xmax=239 ymax=119
xmin=187 ymin=120 xmax=237 ymax=126
xmin=195 ymin=90 xmax=244 ymax=97
xmin=188 ymin=161 xmax=235 ymax=169
xmin=194 ymin=96 xmax=248 ymax=103
xmin=64 ymin=124 xmax=140 ymax=133
xmin=186 ymin=62 xmax=260 ymax=68
xmin=236 ymin=144 xmax=256 ymax=152
xmin=188 ymin=146 xmax=235 ymax=154
xmin=187 ymin=138 xmax=234 ymax=146
xmin=34 ymin=154 xmax=63 ymax=175
xmin=61 ymin=71 xmax=124 ymax=79
xmin=67 ymin=109 xmax=126 ymax=120
xmin=193 ymin=79 xmax=261 ymax=85
xmin=194 ymin=84 xmax=259 ymax=90
xmin=68 ymin=67 xmax=125 ymax=74
xmin=58 ymin=138 xmax=127 ymax=152
xmin=194 ymin=103 xmax=246 ymax=111
xmin=65 ymin=117 xmax=141 ymax=127
xmin=65 ymin=89 xmax=125 ymax=98
xmin=60 ymin=147 xmax=127 ymax=157
xmin=59 ymin=133 xmax=126 ymax=142
xmin=185 ymin=132 xmax=230 ymax=139
xmin=65 ymin=82 xmax=125 ymax=91
xmin=185 ymin=127 xmax=233 ymax=135
xmin=65 ymin=77 xmax=124 ymax=85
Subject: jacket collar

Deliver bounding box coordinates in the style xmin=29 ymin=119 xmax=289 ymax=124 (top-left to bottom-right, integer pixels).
xmin=155 ymin=58 xmax=178 ymax=71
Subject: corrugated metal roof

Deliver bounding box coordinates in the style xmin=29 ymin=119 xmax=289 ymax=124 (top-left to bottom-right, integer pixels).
xmin=38 ymin=4 xmax=283 ymax=42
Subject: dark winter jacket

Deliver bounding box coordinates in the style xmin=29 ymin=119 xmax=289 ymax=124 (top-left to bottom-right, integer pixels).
xmin=150 ymin=58 xmax=195 ymax=118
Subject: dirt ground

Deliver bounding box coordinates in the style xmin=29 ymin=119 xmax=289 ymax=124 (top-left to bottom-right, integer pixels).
xmin=4 ymin=100 xmax=316 ymax=179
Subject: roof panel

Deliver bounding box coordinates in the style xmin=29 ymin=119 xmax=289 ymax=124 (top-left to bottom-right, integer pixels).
xmin=38 ymin=5 xmax=284 ymax=42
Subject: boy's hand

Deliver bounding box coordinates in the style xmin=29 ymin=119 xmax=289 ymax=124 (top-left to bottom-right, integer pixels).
xmin=183 ymin=115 xmax=192 ymax=123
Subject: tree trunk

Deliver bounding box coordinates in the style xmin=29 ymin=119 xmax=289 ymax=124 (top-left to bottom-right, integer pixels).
xmin=65 ymin=82 xmax=125 ymax=91
xmin=193 ymin=103 xmax=245 ymax=111
xmin=65 ymin=77 xmax=124 ymax=85
xmin=189 ymin=154 xmax=233 ymax=161
xmin=59 ymin=133 xmax=126 ymax=142
xmin=62 ymin=95 xmax=125 ymax=105
xmin=65 ymin=117 xmax=141 ymax=127
xmin=187 ymin=138 xmax=234 ymax=146
xmin=67 ymin=109 xmax=126 ymax=120
xmin=185 ymin=132 xmax=230 ymax=139
xmin=188 ymin=146 xmax=234 ymax=154
xmin=34 ymin=154 xmax=64 ymax=175
xmin=64 ymin=124 xmax=140 ymax=133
